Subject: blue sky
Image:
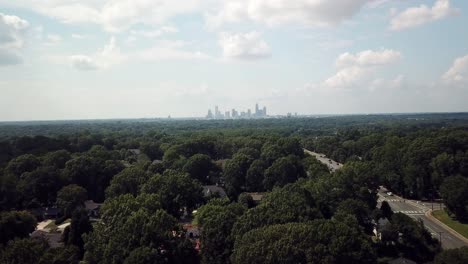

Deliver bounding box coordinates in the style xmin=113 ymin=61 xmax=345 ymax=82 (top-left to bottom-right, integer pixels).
xmin=1 ymin=0 xmax=468 ymax=121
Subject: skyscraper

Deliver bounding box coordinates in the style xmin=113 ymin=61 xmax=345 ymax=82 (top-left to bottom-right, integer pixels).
xmin=206 ymin=109 xmax=213 ymax=119
xmin=255 ymin=103 xmax=259 ymax=116
xmin=263 ymin=106 xmax=267 ymax=116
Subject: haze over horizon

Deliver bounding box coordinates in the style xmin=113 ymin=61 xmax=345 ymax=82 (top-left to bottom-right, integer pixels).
xmin=1 ymin=0 xmax=468 ymax=121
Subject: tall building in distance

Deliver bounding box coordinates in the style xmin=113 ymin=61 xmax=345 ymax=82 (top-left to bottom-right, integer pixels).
xmin=206 ymin=103 xmax=268 ymax=119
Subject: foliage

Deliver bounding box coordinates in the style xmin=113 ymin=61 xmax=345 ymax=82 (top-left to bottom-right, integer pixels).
xmin=56 ymin=184 xmax=87 ymax=218
xmin=0 ymin=211 xmax=37 ymax=245
xmin=231 ymin=220 xmax=376 ymax=264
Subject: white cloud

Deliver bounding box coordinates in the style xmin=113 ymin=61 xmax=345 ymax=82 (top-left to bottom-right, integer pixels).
xmin=72 ymin=34 xmax=87 ymax=39
xmin=70 ymin=37 xmax=124 ymax=70
xmin=0 ymin=0 xmax=202 ymax=32
xmin=70 ymin=37 xmax=209 ymax=70
xmin=390 ymin=0 xmax=458 ymax=31
xmin=132 ymin=40 xmax=210 ymax=61
xmin=130 ymin=26 xmax=178 ymax=38
xmin=206 ymin=0 xmax=372 ymax=29
xmin=336 ymin=49 xmax=402 ymax=68
xmin=70 ymin=55 xmax=99 ymax=71
xmin=443 ymin=54 xmax=468 ymax=84
xmin=322 ymin=49 xmax=402 ymax=89
xmin=369 ymin=74 xmax=405 ymax=91
xmin=45 ymin=34 xmax=62 ymax=45
xmin=219 ymin=31 xmax=271 ymax=60
xmin=0 ymin=12 xmax=29 ymax=66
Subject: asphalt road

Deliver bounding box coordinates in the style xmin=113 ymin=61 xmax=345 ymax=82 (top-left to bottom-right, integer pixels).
xmin=303 ymin=149 xmax=343 ymax=172
xmin=378 ymin=191 xmax=468 ymax=249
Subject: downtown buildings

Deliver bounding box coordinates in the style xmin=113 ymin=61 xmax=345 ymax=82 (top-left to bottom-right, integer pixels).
xmin=206 ymin=103 xmax=267 ymax=119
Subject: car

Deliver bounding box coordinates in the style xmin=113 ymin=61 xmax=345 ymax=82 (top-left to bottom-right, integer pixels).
xmin=387 ymin=192 xmax=393 ymax=196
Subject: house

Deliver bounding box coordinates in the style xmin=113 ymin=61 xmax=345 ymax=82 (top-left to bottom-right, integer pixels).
xmin=202 ymin=185 xmax=227 ymax=198
xmin=84 ymin=200 xmax=102 ymax=218
xmin=373 ymin=217 xmax=390 ymax=241
xmin=245 ymin=192 xmax=265 ymax=204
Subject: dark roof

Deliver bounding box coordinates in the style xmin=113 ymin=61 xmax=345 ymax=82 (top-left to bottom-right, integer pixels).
xmin=43 ymin=207 xmax=60 ymax=216
xmin=202 ymin=185 xmax=227 ymax=197
xmin=84 ymin=200 xmax=102 ymax=211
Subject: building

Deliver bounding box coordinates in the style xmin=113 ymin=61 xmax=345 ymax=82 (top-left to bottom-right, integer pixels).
xmin=206 ymin=109 xmax=213 ymax=119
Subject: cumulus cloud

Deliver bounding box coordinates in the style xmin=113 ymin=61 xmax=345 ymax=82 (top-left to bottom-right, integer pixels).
xmin=70 ymin=37 xmax=209 ymax=70
xmin=219 ymin=31 xmax=271 ymax=60
xmin=322 ymin=49 xmax=402 ymax=89
xmin=206 ymin=0 xmax=372 ymax=29
xmin=0 ymin=0 xmax=202 ymax=32
xmin=70 ymin=55 xmax=99 ymax=71
xmin=443 ymin=54 xmax=468 ymax=85
xmin=132 ymin=40 xmax=210 ymax=61
xmin=0 ymin=13 xmax=29 ymax=66
xmin=70 ymin=37 xmax=124 ymax=70
xmin=390 ymin=0 xmax=458 ymax=31
xmin=0 ymin=0 xmax=377 ymax=32
xmin=130 ymin=26 xmax=178 ymax=38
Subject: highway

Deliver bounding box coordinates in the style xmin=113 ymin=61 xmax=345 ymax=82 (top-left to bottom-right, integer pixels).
xmin=378 ymin=190 xmax=468 ymax=249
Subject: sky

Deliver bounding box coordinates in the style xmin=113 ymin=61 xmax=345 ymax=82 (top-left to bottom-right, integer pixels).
xmin=1 ymin=0 xmax=468 ymax=121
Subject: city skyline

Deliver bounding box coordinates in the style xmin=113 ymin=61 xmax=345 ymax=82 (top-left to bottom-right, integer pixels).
xmin=1 ymin=1 xmax=468 ymax=121
xmin=206 ymin=103 xmax=268 ymax=119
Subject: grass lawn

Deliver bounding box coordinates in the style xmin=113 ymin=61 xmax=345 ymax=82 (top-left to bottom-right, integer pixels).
xmin=432 ymin=210 xmax=468 ymax=239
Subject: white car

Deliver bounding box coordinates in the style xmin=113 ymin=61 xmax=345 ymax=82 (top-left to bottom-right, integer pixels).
xmin=387 ymin=192 xmax=393 ymax=196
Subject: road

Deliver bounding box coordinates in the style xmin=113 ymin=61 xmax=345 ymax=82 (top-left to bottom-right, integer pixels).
xmin=378 ymin=189 xmax=468 ymax=249
xmin=303 ymin=149 xmax=343 ymax=172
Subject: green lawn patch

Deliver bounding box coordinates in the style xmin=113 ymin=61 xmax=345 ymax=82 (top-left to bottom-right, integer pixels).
xmin=432 ymin=210 xmax=468 ymax=239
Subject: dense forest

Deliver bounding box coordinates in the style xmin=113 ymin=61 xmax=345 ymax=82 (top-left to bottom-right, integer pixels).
xmin=1 ymin=113 xmax=468 ymax=263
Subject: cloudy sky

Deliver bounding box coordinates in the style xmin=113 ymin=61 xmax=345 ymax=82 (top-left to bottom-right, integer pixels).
xmin=1 ymin=0 xmax=468 ymax=121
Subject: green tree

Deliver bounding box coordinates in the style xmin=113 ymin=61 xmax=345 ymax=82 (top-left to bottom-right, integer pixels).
xmin=440 ymin=175 xmax=468 ymax=220
xmin=0 ymin=211 xmax=37 ymax=245
xmin=434 ymin=246 xmax=468 ymax=264
xmin=196 ymin=199 xmax=246 ymax=264
xmin=83 ymin=194 xmax=197 ymax=264
xmin=5 ymin=154 xmax=41 ymax=177
xmin=183 ymin=154 xmax=216 ymax=184
xmin=224 ymin=154 xmax=254 ymax=198
xmin=141 ymin=170 xmax=203 ymax=217
xmin=263 ymin=155 xmax=305 ymax=190
xmin=57 ymin=184 xmax=87 ymax=218
xmin=18 ymin=166 xmax=63 ymax=207
xmin=232 ymin=182 xmax=322 ymax=239
xmin=63 ymin=208 xmax=93 ymax=255
xmin=231 ymin=220 xmax=376 ymax=264
xmin=42 ymin=150 xmax=72 ymax=169
xmin=141 ymin=142 xmax=164 ymax=161
xmin=380 ymin=200 xmax=393 ymax=219
xmin=245 ymin=159 xmax=267 ymax=192
xmin=0 ymin=238 xmax=48 ymax=264
xmin=105 ymin=167 xmax=149 ymax=198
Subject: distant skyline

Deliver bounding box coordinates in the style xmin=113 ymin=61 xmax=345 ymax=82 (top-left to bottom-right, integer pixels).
xmin=1 ymin=0 xmax=468 ymax=121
